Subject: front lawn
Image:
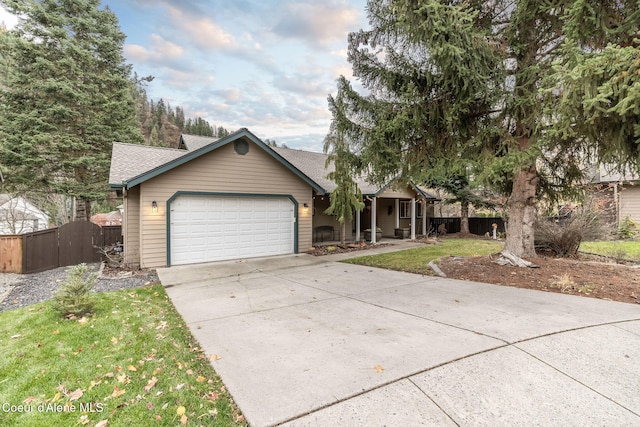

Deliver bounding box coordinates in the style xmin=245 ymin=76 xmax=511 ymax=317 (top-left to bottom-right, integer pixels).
xmin=0 ymin=285 xmax=245 ymax=427
xmin=580 ymin=240 xmax=640 ymax=261
xmin=344 ymin=238 xmax=503 ymax=275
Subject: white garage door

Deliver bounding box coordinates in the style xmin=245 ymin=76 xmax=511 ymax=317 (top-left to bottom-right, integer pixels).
xmin=170 ymin=195 xmax=295 ymax=265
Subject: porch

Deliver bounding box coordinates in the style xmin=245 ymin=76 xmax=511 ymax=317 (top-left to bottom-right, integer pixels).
xmin=311 ymin=184 xmax=438 ymax=245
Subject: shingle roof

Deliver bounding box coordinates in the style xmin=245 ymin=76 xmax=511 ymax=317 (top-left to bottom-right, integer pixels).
xmin=109 ymin=133 xmax=438 ymax=199
xmin=109 ymin=142 xmax=188 ymax=186
xmin=180 ymin=134 xmax=220 ymax=151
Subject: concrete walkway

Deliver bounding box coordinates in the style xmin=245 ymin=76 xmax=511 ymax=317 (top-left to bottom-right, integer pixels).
xmin=158 ymin=243 xmax=640 ymax=426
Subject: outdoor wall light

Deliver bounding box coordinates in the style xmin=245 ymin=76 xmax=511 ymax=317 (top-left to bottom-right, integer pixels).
xmin=303 ymin=203 xmax=309 ymax=208
xmin=151 ymin=200 xmax=158 ymax=213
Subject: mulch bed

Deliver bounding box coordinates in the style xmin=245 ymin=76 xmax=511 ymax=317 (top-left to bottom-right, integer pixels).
xmin=308 ymin=242 xmax=391 ymax=256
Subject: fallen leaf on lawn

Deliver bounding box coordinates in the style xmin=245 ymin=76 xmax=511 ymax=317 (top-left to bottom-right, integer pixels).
xmin=115 ymin=365 xmax=123 ymax=372
xmin=210 ymin=354 xmax=222 ymax=361
xmin=79 ymin=414 xmax=89 ymax=425
xmin=146 ymin=402 xmax=153 ymax=410
xmin=111 ymin=386 xmax=125 ymax=398
xmin=23 ymin=396 xmax=36 ymax=404
xmin=155 ymin=321 xmax=168 ymax=330
xmin=196 ymin=376 xmax=206 ymax=383
xmin=152 ymin=368 xmax=162 ymax=375
xmin=52 ymin=330 xmax=60 ymax=335
xmin=104 ymin=372 xmax=114 ymax=378
xmin=10 ymin=334 xmax=22 ymax=339
xmin=144 ymin=377 xmax=157 ymax=392
xmin=52 ymin=392 xmax=61 ymax=402
xmin=180 ymin=414 xmax=188 ymax=425
xmin=78 ymin=317 xmax=88 ymax=325
xmin=176 ymin=406 xmax=186 ymax=416
xmin=126 ymin=365 xmax=137 ymax=372
xmin=95 ymin=420 xmax=108 ymax=427
xmin=161 ymin=403 xmax=168 ymax=410
xmin=111 ymin=337 xmax=118 ymax=344
xmin=374 ymin=365 xmax=384 ymax=373
xmin=155 ymin=415 xmax=162 ymax=421
xmin=68 ymin=388 xmax=83 ymax=401
xmin=186 ymin=369 xmax=193 ymax=375
xmin=175 ymin=383 xmax=185 ymax=390
xmin=89 ymin=380 xmax=101 ymax=390
xmin=60 ymin=354 xmax=66 ymax=358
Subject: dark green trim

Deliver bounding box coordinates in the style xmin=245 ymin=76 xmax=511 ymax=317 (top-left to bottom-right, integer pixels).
xmin=165 ymin=191 xmax=299 ymax=267
xmin=123 ymin=128 xmax=326 ymax=193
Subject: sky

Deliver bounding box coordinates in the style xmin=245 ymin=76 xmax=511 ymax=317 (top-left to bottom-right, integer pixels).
xmin=0 ymin=0 xmax=369 ymax=152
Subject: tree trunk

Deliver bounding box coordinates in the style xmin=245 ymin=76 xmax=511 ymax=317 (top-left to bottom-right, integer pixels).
xmin=504 ymin=165 xmax=538 ymax=258
xmin=340 ymin=221 xmax=346 ymax=246
xmin=460 ymin=200 xmax=470 ymax=234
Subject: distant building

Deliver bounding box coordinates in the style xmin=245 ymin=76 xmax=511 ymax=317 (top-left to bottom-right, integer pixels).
xmin=0 ymin=194 xmax=50 ymax=234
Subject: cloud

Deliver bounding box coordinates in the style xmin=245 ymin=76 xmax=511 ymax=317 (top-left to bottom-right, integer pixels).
xmin=165 ymin=5 xmax=238 ymax=52
xmin=273 ymin=1 xmax=360 ymax=47
xmin=124 ymin=34 xmax=185 ymax=66
xmin=0 ymin=5 xmax=18 ymax=29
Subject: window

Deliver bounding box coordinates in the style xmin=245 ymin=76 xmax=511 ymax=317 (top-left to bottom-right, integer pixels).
xmin=400 ymin=201 xmax=411 ymax=218
xmin=400 ymin=200 xmax=423 ymax=218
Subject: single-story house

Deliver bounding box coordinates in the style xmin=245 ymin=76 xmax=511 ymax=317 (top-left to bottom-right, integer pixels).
xmin=109 ymin=128 xmax=438 ymax=268
xmin=0 ymin=194 xmax=49 ymax=234
xmin=591 ymin=167 xmax=640 ymax=225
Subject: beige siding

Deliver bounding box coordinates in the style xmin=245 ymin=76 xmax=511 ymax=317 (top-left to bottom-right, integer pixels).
xmin=138 ymin=143 xmax=313 ymax=268
xmin=378 ymin=186 xmax=414 ymax=199
xmin=620 ymin=185 xmax=640 ymax=223
xmin=311 ymin=195 xmax=353 ymax=240
xmin=123 ymin=186 xmax=140 ymax=267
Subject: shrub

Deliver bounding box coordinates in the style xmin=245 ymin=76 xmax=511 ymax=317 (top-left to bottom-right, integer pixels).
xmin=54 ymin=263 xmax=98 ymax=317
xmin=535 ymin=208 xmax=605 ymax=256
xmin=616 ymin=216 xmax=640 ymax=239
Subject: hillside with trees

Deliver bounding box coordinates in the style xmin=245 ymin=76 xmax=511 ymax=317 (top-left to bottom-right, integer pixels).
xmin=132 ymin=83 xmax=232 ymax=148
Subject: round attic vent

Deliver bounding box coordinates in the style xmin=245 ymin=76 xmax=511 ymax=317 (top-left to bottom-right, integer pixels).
xmin=234 ymin=139 xmax=249 ymax=155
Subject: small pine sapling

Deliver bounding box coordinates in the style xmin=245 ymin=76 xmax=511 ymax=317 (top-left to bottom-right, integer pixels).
xmin=54 ymin=263 xmax=98 ymax=317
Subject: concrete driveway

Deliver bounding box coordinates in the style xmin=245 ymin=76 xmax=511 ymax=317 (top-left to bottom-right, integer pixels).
xmin=158 ymin=248 xmax=640 ymax=426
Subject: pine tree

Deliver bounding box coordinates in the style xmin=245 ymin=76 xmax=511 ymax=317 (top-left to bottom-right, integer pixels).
xmin=324 ymin=96 xmax=365 ymax=245
xmin=0 ymin=0 xmax=143 ymax=220
xmin=331 ymin=0 xmax=639 ymax=259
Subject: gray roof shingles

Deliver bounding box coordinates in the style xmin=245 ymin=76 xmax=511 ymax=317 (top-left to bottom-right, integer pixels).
xmin=109 ymin=142 xmax=188 ymax=186
xmin=109 ymin=134 xmax=438 ymax=199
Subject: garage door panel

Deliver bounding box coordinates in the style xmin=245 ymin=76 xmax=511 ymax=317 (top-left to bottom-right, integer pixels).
xmin=169 ymin=194 xmax=294 ymax=265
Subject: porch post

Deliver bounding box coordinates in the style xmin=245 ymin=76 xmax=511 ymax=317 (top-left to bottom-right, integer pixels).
xmin=371 ymin=197 xmax=377 ymax=243
xmin=356 ymin=208 xmax=361 ymax=242
xmin=422 ymin=200 xmax=427 ymax=236
xmin=410 ymin=198 xmax=416 ymax=240
xmin=394 ymin=199 xmax=400 ymax=229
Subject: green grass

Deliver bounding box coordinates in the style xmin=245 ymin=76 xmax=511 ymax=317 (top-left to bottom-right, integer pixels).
xmin=344 ymin=238 xmax=503 ymax=275
xmin=580 ymin=240 xmax=640 ymax=261
xmin=0 ymin=285 xmax=245 ymax=427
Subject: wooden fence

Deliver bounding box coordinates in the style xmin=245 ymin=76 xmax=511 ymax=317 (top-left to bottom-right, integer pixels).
xmin=0 ymin=221 xmax=122 ymax=274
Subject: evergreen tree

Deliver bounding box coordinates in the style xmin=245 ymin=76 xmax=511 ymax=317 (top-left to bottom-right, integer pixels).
xmin=324 ymin=96 xmax=365 ymax=245
xmin=330 ymin=0 xmax=639 ymax=258
xmin=0 ymin=0 xmax=142 ymax=220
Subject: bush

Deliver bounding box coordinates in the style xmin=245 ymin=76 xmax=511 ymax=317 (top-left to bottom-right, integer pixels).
xmin=535 ymin=208 xmax=605 ymax=256
xmin=616 ymin=216 xmax=640 ymax=239
xmin=54 ymin=263 xmax=98 ymax=317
